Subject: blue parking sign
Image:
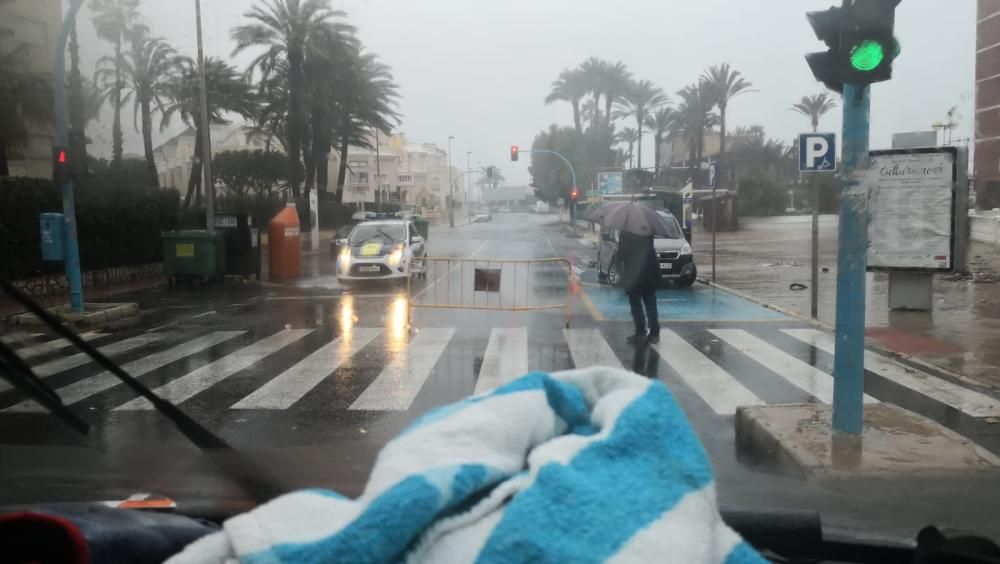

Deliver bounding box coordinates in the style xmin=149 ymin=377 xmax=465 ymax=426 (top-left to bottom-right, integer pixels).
xmin=798 ymin=133 xmax=837 ymax=172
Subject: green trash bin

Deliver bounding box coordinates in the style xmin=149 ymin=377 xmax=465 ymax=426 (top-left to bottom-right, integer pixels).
xmin=411 ymin=215 xmax=429 ymax=241
xmin=161 ymin=230 xmax=226 ymax=286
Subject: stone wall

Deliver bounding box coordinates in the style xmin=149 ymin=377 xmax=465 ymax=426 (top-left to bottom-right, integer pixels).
xmin=13 ymin=263 xmax=164 ymax=298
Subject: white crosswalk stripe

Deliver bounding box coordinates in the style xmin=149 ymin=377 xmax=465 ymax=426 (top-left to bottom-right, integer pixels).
xmin=114 ymin=329 xmax=314 ymax=410
xmin=233 ymin=328 xmax=383 ymax=410
xmin=783 ymin=329 xmax=1000 ymax=418
xmin=710 ymin=329 xmax=878 ymax=405
xmin=0 ymin=333 xmax=164 ymax=393
xmin=474 ymin=328 xmax=529 ymax=394
xmin=0 ymin=333 xmax=43 ymax=345
xmin=350 ymin=328 xmax=455 ymax=411
xmin=651 ymin=330 xmax=764 ymax=415
xmin=564 ymin=328 xmax=624 ymax=370
xmin=13 ymin=332 xmax=104 ymax=362
xmin=4 ymin=332 xmax=244 ymax=412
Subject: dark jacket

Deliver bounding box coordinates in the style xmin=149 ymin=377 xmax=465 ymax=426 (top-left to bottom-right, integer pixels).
xmin=618 ymin=231 xmax=659 ymax=293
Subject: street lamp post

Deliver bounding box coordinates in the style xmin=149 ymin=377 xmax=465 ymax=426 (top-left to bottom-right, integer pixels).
xmin=466 ymin=151 xmax=472 ymax=221
xmin=53 ymin=0 xmax=86 ymax=313
xmin=448 ymin=136 xmax=455 ymax=227
xmin=195 ymin=0 xmax=214 ymax=235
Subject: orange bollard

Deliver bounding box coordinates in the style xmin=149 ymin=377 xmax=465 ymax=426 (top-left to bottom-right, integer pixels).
xmin=268 ymin=203 xmax=301 ymax=280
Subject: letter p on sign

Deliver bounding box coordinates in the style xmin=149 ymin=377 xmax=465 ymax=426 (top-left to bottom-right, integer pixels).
xmin=799 ymin=133 xmax=837 ymax=172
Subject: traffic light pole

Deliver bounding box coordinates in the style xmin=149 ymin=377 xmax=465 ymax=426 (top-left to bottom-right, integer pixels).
xmin=832 ymin=83 xmax=871 ymax=436
xmin=53 ymin=0 xmax=86 ymax=313
xmin=528 ymin=149 xmax=577 ymax=228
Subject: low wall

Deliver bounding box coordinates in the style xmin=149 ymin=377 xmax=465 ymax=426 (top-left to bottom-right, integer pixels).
xmin=13 ymin=263 xmax=164 ymax=298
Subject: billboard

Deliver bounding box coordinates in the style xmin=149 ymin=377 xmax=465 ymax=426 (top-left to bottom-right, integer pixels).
xmin=597 ymin=170 xmax=623 ymax=194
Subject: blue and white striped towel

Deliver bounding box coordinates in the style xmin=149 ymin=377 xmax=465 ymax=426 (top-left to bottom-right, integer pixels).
xmin=168 ymin=367 xmax=766 ymax=563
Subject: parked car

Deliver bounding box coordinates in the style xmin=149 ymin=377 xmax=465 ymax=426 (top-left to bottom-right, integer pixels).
xmin=534 ymin=201 xmax=550 ymax=214
xmin=336 ymin=219 xmax=425 ymax=284
xmin=499 ymin=206 xmax=511 ymax=213
xmin=473 ymin=212 xmax=492 ymax=223
xmin=597 ymin=211 xmax=696 ymax=288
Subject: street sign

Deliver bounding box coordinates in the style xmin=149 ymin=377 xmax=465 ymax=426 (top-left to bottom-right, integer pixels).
xmin=708 ymin=161 xmax=717 ymax=188
xmin=683 ymin=196 xmax=694 ymax=204
xmin=597 ymin=171 xmax=623 ymax=194
xmin=798 ymin=133 xmax=837 ymax=172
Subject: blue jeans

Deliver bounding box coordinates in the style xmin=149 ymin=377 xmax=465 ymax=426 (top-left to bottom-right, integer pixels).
xmin=628 ymin=289 xmax=659 ymax=336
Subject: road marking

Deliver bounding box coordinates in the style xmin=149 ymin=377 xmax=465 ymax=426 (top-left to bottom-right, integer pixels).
xmin=474 ymin=328 xmax=529 ymax=394
xmin=4 ymin=332 xmax=244 ymax=412
xmin=564 ymin=328 xmax=623 ymax=370
xmin=114 ymin=329 xmax=314 ymax=410
xmin=710 ymin=329 xmax=877 ymax=405
xmin=350 ymin=328 xmax=455 ymax=411
xmin=12 ymin=332 xmax=104 ymax=362
xmin=784 ymin=329 xmax=1000 ymax=418
xmin=412 ymin=240 xmax=489 ymax=300
xmin=0 ymin=333 xmax=165 ymax=392
xmin=233 ymin=328 xmax=382 ymax=409
xmin=0 ymin=333 xmax=44 ymax=345
xmin=651 ymin=330 xmax=764 ymax=415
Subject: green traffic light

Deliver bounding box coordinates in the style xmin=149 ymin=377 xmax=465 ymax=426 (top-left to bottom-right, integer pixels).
xmin=850 ymin=40 xmax=885 ymax=72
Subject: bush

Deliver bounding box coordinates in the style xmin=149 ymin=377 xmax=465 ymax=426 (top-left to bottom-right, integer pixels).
xmin=0 ymin=176 xmax=181 ymax=280
xmin=737 ymin=170 xmax=787 ymax=217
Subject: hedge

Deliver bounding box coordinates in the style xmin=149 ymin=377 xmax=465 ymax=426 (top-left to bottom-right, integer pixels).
xmin=1 ymin=176 xmax=181 ymax=281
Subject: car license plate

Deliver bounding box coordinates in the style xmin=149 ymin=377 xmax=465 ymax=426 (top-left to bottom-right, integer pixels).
xmin=660 ymin=263 xmax=672 ymax=271
xmin=360 ymin=265 xmax=380 ymax=273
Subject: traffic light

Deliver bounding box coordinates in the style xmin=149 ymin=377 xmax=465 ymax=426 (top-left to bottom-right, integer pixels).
xmin=570 ymin=187 xmax=579 ymax=201
xmin=510 ymin=145 xmax=519 ymax=162
xmin=806 ymin=0 xmax=901 ymax=93
xmin=52 ymin=146 xmax=70 ymax=185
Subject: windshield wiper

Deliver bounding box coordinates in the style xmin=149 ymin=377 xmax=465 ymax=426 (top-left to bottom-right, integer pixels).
xmin=0 ymin=276 xmax=284 ymax=503
xmin=354 ymin=227 xmax=398 ymax=245
xmin=0 ymin=340 xmax=89 ymax=435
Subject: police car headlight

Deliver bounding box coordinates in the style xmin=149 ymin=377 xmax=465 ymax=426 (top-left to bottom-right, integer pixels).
xmin=338 ymin=247 xmax=351 ymax=271
xmin=680 ymin=243 xmax=692 ymax=255
xmin=387 ymin=245 xmax=404 ymax=268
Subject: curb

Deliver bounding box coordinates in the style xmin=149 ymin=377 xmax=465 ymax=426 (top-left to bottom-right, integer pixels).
xmin=7 ymin=302 xmax=140 ymax=328
xmin=698 ymin=278 xmax=996 ymax=392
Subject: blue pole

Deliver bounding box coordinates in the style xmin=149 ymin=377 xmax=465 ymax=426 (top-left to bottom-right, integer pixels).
xmin=54 ymin=0 xmax=86 ymax=313
xmin=832 ymin=83 xmax=871 ymax=435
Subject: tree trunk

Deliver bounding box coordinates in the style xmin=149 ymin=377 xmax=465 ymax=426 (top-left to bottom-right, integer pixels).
xmin=68 ymin=21 xmax=88 ymax=181
xmin=604 ymin=94 xmax=614 ymax=131
xmin=688 ymin=137 xmax=697 ymax=187
xmin=140 ymin=98 xmax=159 ymax=187
xmin=185 ymin=128 xmax=203 ymax=208
xmin=653 ymin=132 xmax=662 ymax=182
xmin=287 ymin=51 xmax=304 ymax=197
xmin=112 ymin=38 xmax=124 ymax=167
xmin=636 ymin=115 xmax=644 ymax=170
xmin=718 ymin=104 xmax=727 ymax=190
xmin=572 ymin=99 xmax=581 ymax=134
xmin=335 ymin=134 xmax=349 ymax=204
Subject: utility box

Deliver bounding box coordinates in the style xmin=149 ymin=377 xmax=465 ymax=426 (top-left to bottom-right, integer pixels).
xmin=268 ymin=204 xmax=301 ymax=281
xmin=39 ymin=213 xmax=66 ymax=262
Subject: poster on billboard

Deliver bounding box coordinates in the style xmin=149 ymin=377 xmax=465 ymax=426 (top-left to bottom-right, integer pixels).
xmin=597 ymin=170 xmax=623 ymax=194
xmin=866 ymin=148 xmax=959 ymax=272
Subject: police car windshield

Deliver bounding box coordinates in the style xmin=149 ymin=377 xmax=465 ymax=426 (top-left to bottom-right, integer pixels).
xmin=349 ymin=223 xmax=405 ymax=245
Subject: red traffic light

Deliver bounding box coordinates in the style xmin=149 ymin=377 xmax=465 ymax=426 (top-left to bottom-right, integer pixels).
xmin=58 ymin=150 xmax=67 ymax=164
xmin=570 ymin=188 xmax=579 ymax=201
xmin=510 ymin=145 xmax=519 ymax=162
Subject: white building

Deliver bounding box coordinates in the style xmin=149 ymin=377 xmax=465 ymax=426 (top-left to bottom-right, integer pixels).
xmin=153 ymin=124 xmax=267 ymax=193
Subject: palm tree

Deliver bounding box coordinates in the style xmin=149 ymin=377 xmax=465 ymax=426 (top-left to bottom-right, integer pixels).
xmin=613 ymin=79 xmax=668 ymax=170
xmin=160 ymin=58 xmax=258 ymax=207
xmin=673 ymin=82 xmax=719 ymax=186
xmin=645 ymin=107 xmax=674 ymax=180
xmin=579 ymin=57 xmax=605 ymax=127
xmin=701 ymin=63 xmax=754 ymax=187
xmin=791 ymin=93 xmax=838 ymax=133
xmin=90 ymin=0 xmax=143 ymax=167
xmin=599 ymin=61 xmax=632 ymax=131
xmin=97 ymin=30 xmax=177 ymax=187
xmin=232 ymin=0 xmax=338 ymax=198
xmin=0 ymin=43 xmax=52 ymax=176
xmin=545 ymin=68 xmax=588 ymax=134
xmin=618 ymin=127 xmax=638 ymax=169
xmin=330 ymin=48 xmax=400 ymax=203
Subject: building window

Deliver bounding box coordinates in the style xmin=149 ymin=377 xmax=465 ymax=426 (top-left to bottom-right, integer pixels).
xmin=351 ymin=171 xmax=369 ymax=184
xmin=398 ymin=175 xmax=413 ymax=183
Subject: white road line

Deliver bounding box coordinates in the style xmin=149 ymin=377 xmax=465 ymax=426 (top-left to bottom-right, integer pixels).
xmin=412 ymin=240 xmax=490 ymax=300
xmin=4 ymin=332 xmax=244 ymax=412
xmin=349 ymin=328 xmax=455 ymax=411
xmin=114 ymin=329 xmax=313 ymax=410
xmin=710 ymin=329 xmax=878 ymax=405
xmin=474 ymin=327 xmax=529 ymax=394
xmin=783 ymin=329 xmax=1000 ymax=418
xmin=0 ymin=333 xmax=165 ymax=393
xmin=14 ymin=332 xmax=104 ymax=362
xmin=564 ymin=328 xmax=623 ymax=370
xmin=651 ymin=330 xmax=764 ymax=415
xmin=233 ymin=328 xmax=382 ymax=410
xmin=0 ymin=333 xmax=44 ymax=345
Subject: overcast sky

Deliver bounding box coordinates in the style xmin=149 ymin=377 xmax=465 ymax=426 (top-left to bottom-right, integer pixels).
xmin=76 ymin=0 xmax=976 ymax=185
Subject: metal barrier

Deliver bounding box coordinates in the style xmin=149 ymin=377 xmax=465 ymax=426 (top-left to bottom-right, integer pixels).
xmin=408 ymin=257 xmax=576 ymax=326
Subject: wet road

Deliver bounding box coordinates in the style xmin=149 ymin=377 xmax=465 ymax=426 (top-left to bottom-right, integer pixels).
xmin=2 ymin=212 xmax=1000 ymax=539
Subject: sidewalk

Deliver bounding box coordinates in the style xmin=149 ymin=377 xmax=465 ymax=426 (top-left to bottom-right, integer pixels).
xmin=692 ymin=216 xmax=1000 ymax=390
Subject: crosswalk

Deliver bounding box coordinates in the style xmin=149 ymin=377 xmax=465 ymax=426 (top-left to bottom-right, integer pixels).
xmin=2 ymin=325 xmax=998 ymax=428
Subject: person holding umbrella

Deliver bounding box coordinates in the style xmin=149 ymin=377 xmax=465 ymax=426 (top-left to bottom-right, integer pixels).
xmin=589 ymin=202 xmax=668 ymax=345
